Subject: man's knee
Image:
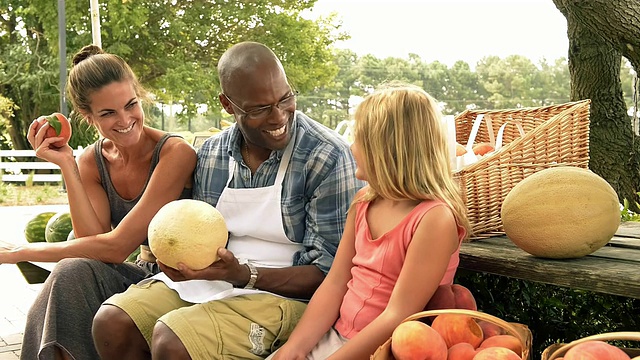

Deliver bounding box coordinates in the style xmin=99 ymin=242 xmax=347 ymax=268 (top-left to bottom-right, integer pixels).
xmin=151 ymin=321 xmax=189 ymax=358
xmin=92 ymin=304 xmax=136 ymax=342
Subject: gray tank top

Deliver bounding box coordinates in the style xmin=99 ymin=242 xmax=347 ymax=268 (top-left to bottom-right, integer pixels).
xmin=94 ymin=133 xmax=192 ymax=244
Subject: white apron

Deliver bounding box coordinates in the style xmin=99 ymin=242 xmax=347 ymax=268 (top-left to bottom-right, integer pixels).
xmin=147 ymin=140 xmax=303 ymax=303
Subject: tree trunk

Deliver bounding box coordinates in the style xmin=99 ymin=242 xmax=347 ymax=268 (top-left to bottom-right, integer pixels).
xmin=553 ymin=0 xmax=640 ymax=208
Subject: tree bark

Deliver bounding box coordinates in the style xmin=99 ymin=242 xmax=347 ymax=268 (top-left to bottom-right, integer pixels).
xmin=553 ymin=0 xmax=640 ymax=208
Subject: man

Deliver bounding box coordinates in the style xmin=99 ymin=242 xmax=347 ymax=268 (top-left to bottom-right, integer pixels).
xmin=91 ymin=41 xmax=363 ymax=359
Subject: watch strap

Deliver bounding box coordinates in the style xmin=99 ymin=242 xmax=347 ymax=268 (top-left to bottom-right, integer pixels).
xmin=244 ymin=262 xmax=258 ymax=289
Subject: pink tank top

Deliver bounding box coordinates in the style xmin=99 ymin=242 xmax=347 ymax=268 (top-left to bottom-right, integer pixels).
xmin=334 ymin=199 xmax=466 ymax=339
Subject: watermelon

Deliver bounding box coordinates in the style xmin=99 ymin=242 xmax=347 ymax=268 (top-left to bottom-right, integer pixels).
xmin=45 ymin=212 xmax=73 ymax=243
xmin=24 ymin=212 xmax=57 ymax=243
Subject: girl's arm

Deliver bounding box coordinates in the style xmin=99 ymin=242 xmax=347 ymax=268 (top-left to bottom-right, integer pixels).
xmin=328 ymin=205 xmax=460 ymax=360
xmin=272 ymin=198 xmax=359 ymax=360
xmin=0 ymin=138 xmax=197 ymax=264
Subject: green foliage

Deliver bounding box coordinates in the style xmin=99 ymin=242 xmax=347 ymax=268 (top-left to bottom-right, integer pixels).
xmin=0 ymin=183 xmax=65 ymax=205
xmin=25 ymin=171 xmax=35 ymax=187
xmin=0 ymin=95 xmax=15 ymax=149
xmin=1 ymin=0 xmax=343 ymax=148
xmin=456 ymin=270 xmax=640 ymax=360
xmin=620 ymin=192 xmax=640 ymax=222
xmin=67 ymin=111 xmax=98 ymax=149
xmin=0 ymin=182 xmax=13 ymax=203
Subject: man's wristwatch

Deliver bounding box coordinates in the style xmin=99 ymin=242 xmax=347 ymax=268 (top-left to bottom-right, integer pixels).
xmin=244 ymin=262 xmax=258 ymax=289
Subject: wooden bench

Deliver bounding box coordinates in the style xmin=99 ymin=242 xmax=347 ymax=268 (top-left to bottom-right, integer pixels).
xmin=458 ymin=221 xmax=640 ymax=299
xmin=0 ymin=149 xmax=84 ymax=183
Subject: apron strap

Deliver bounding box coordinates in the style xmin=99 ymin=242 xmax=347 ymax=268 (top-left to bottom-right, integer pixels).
xmin=227 ymin=138 xmax=295 ymax=187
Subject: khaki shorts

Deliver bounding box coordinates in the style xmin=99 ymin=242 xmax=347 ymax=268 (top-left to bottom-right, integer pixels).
xmin=105 ymin=280 xmax=307 ymax=359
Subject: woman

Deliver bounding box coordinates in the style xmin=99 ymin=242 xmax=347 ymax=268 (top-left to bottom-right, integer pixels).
xmin=0 ymin=45 xmax=196 ymax=359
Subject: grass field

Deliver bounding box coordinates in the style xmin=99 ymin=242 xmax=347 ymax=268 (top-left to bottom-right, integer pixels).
xmin=0 ymin=183 xmax=68 ymax=206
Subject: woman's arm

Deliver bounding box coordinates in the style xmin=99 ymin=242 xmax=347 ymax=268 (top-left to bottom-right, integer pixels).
xmin=271 ymin=204 xmax=358 ymax=360
xmin=0 ymin=138 xmax=197 ymax=264
xmin=64 ymin=147 xmax=112 ymax=236
xmin=28 ymin=120 xmax=111 ymax=237
xmin=328 ymin=205 xmax=460 ymax=360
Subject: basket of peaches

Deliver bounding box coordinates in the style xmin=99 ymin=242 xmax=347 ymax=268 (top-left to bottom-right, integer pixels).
xmin=541 ymin=332 xmax=640 ymax=360
xmin=371 ymin=284 xmax=532 ymax=360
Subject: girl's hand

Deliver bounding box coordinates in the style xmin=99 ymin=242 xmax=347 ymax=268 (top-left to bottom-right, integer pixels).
xmin=27 ymin=119 xmax=73 ymax=165
xmin=270 ymin=345 xmax=307 ymax=360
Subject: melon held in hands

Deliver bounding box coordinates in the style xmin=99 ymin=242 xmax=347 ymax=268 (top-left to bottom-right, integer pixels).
xmin=148 ymin=199 xmax=228 ymax=270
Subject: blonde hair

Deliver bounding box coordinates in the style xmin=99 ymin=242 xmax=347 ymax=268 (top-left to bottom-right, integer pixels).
xmin=353 ymin=82 xmax=471 ymax=238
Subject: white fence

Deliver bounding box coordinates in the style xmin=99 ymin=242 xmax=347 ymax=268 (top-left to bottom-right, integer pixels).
xmin=0 ymin=149 xmax=84 ymax=183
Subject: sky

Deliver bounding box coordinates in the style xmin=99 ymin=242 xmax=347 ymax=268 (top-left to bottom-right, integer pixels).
xmin=303 ymin=0 xmax=569 ymax=67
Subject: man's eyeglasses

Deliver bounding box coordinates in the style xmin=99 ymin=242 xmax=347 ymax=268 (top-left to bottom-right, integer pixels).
xmin=223 ymin=91 xmax=298 ymax=120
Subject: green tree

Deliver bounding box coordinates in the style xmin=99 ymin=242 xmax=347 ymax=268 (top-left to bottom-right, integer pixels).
xmin=0 ymin=94 xmax=15 ymax=149
xmin=476 ymin=55 xmax=542 ymax=109
xmin=443 ymin=60 xmax=484 ymax=114
xmin=0 ymin=0 xmax=345 ymax=149
xmin=534 ymin=58 xmax=571 ymax=106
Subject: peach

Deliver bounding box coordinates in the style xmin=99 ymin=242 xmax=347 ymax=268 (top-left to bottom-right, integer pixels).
xmin=473 ymin=347 xmax=522 ymax=360
xmin=477 ymin=320 xmax=505 ymax=340
xmin=391 ymin=320 xmax=448 ymax=360
xmin=449 ymin=342 xmax=478 ymax=360
xmin=432 ymin=314 xmax=484 ymax=349
xmin=425 ymin=284 xmax=478 ymax=311
xmin=479 ymin=335 xmax=523 ymax=356
xmin=456 ymin=143 xmax=468 ymax=156
xmin=564 ymin=340 xmax=630 ymax=360
xmin=472 ymin=142 xmax=495 ymax=156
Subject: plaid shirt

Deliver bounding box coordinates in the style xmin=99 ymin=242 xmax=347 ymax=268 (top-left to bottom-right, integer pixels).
xmin=193 ymin=111 xmax=364 ymax=274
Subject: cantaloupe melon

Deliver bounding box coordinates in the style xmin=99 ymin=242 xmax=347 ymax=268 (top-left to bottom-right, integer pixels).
xmin=148 ymin=199 xmax=228 ymax=270
xmin=500 ymin=167 xmax=620 ymax=259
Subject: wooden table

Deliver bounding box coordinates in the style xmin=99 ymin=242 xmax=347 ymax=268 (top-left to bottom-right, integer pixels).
xmin=458 ymin=221 xmax=640 ymax=299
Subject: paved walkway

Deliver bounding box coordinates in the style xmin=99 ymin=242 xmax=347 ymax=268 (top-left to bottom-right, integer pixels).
xmin=0 ymin=205 xmax=69 ymax=359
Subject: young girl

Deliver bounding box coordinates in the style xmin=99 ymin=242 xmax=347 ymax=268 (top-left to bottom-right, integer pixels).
xmin=270 ymin=82 xmax=471 ymax=360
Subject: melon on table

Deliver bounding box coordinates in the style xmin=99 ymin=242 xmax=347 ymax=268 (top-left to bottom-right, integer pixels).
xmin=500 ymin=166 xmax=620 ymax=259
xmin=148 ymin=199 xmax=228 ymax=270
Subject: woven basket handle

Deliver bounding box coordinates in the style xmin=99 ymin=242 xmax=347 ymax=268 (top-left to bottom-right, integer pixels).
xmin=548 ymin=332 xmax=640 ymax=360
xmin=464 ymin=114 xmax=496 ymax=153
xmin=401 ymin=309 xmax=528 ymax=358
xmin=495 ymin=120 xmax=525 ymax=151
xmin=457 ymin=114 xmax=495 ymax=170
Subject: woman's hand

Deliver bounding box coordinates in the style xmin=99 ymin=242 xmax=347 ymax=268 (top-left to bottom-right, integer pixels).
xmin=27 ymin=119 xmax=74 ymax=165
xmin=158 ymin=248 xmax=249 ymax=286
xmin=0 ymin=240 xmax=19 ymax=264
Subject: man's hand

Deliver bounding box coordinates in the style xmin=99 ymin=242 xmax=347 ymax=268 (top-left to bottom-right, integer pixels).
xmin=157 ymin=247 xmax=249 ymax=286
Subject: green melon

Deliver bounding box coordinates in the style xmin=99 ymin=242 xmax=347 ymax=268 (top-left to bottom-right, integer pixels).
xmin=24 ymin=212 xmax=57 ymax=243
xmin=45 ymin=212 xmax=73 ymax=243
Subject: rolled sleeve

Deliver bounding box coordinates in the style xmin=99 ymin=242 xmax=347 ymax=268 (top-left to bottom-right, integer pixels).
xmin=292 ymin=147 xmax=363 ymax=274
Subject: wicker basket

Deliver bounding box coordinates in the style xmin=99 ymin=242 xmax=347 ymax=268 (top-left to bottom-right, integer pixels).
xmin=541 ymin=332 xmax=640 ymax=360
xmin=453 ymin=100 xmax=591 ymax=240
xmin=370 ymin=309 xmax=533 ymax=360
